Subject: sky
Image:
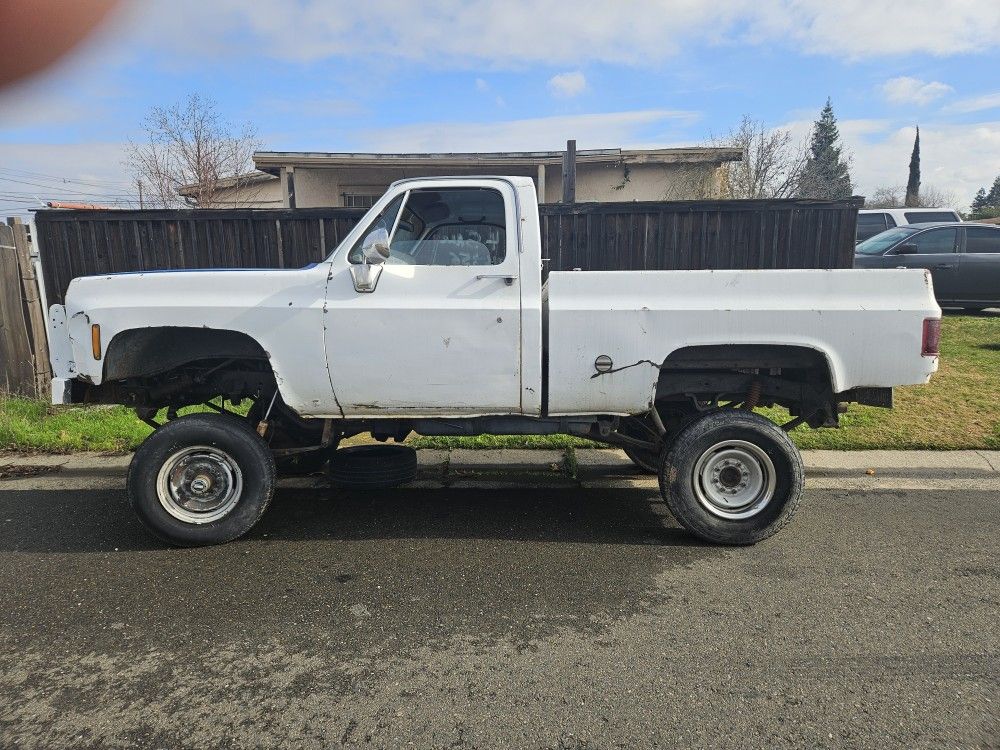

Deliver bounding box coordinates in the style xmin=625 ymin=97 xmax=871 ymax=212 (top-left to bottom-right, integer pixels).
xmin=2 ymin=0 xmax=1000 ymax=219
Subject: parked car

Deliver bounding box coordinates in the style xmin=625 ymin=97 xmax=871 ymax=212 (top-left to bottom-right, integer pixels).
xmin=857 ymin=207 xmax=962 ymax=243
xmin=854 ymin=222 xmax=1000 ymax=310
xmin=47 ymin=176 xmax=941 ymax=548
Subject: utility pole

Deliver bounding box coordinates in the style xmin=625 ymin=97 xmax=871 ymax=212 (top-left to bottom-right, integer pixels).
xmin=562 ymin=139 xmax=576 ymax=204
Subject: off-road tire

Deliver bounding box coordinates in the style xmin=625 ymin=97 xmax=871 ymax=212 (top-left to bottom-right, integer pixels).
xmin=658 ymin=410 xmax=803 ymax=545
xmin=328 ymin=445 xmax=417 ymax=489
xmin=127 ymin=413 xmax=276 ymax=547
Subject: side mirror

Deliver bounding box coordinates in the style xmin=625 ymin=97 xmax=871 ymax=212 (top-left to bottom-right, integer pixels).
xmin=895 ymin=243 xmax=918 ymax=255
xmin=361 ymin=228 xmax=390 ymax=265
xmin=351 ymin=228 xmax=390 ymax=293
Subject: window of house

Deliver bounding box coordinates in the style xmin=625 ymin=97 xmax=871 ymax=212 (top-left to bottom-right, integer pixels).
xmin=909 ymin=227 xmax=957 ymax=254
xmin=342 ymin=193 xmax=381 ymax=209
xmin=965 ymin=227 xmax=1000 ymax=254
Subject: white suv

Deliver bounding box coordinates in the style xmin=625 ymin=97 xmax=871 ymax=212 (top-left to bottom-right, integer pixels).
xmin=857 ymin=207 xmax=961 ymax=243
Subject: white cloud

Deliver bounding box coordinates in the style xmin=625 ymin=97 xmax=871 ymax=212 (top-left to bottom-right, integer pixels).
xmin=945 ymin=92 xmax=1000 ymax=114
xmin=474 ymin=78 xmax=489 ymax=92
xmin=547 ymin=71 xmax=587 ymax=98
xmin=746 ymin=1 xmax=1000 ymax=59
xmin=357 ymin=109 xmax=700 ymax=152
xmin=881 ymin=76 xmax=953 ymax=106
xmin=130 ymin=0 xmax=1000 ymax=67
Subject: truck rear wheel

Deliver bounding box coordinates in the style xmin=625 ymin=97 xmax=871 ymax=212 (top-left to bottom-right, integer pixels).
xmin=127 ymin=413 xmax=276 ymax=546
xmin=658 ymin=410 xmax=803 ymax=545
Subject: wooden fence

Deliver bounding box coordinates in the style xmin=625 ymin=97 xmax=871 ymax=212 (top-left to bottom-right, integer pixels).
xmin=1 ymin=219 xmax=50 ymax=397
xmin=34 ymin=198 xmax=862 ymax=306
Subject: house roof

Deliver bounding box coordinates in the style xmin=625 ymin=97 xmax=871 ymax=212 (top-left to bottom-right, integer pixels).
xmin=252 ymin=147 xmax=743 ymax=174
xmin=177 ymin=170 xmax=277 ymax=196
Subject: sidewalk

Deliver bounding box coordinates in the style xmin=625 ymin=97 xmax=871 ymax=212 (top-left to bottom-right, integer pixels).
xmin=2 ymin=448 xmax=998 ymax=492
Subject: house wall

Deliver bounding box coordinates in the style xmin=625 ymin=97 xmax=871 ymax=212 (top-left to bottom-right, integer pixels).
xmin=207 ymin=161 xmax=724 ymax=208
xmin=209 ymin=178 xmax=283 ymax=208
xmin=569 ymin=162 xmax=719 ymax=202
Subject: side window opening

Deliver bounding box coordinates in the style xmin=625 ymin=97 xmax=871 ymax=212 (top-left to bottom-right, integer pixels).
xmin=387 ymin=187 xmax=507 ymax=266
xmin=965 ymin=227 xmax=1000 ymax=254
xmin=910 ymin=227 xmax=958 ymax=254
xmin=857 ymin=213 xmax=888 ymax=242
xmin=904 ymin=211 xmax=960 ymax=224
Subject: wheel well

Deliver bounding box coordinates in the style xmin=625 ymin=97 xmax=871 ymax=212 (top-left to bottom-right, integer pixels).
xmin=104 ymin=327 xmax=268 ymax=381
xmin=660 ymin=344 xmax=832 ymax=379
xmin=655 ymin=344 xmax=836 ymax=422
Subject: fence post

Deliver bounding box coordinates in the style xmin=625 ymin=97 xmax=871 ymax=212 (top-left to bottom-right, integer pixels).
xmin=562 ymin=139 xmax=576 ymax=204
xmin=0 ymin=224 xmax=36 ymax=396
xmin=7 ymin=218 xmax=51 ymax=397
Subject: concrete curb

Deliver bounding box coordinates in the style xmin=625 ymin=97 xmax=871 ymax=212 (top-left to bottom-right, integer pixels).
xmin=4 ymin=448 xmax=998 ymax=471
xmin=2 ymin=448 xmax=998 ymax=494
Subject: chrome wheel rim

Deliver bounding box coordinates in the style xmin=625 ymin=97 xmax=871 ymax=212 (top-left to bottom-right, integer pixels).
xmin=155 ymin=446 xmax=243 ymax=524
xmin=692 ymin=440 xmax=776 ymax=520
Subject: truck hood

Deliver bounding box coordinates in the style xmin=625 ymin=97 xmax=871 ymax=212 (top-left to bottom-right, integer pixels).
xmin=64 ymin=265 xmax=323 ymax=311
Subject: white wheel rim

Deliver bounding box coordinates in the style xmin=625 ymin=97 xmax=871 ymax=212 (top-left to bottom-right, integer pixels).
xmin=692 ymin=440 xmax=776 ymax=520
xmin=155 ymin=446 xmax=243 ymax=524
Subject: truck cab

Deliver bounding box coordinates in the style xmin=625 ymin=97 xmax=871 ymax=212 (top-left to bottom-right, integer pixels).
xmin=322 ymin=176 xmax=543 ymax=416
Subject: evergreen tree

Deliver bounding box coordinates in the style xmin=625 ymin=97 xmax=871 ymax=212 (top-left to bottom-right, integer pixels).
xmin=904 ymin=127 xmax=920 ymax=208
xmin=971 ymin=187 xmax=990 ymax=214
xmin=970 ymin=176 xmax=1000 ymax=219
xmin=987 ymin=175 xmax=1000 ymax=206
xmin=797 ymin=98 xmax=853 ymax=199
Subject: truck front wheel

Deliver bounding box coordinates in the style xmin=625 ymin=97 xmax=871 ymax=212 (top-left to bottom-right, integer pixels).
xmin=127 ymin=413 xmax=276 ymax=546
xmin=658 ymin=410 xmax=803 ymax=545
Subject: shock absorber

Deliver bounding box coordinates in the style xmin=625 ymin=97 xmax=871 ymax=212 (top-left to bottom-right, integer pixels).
xmin=743 ymin=381 xmax=762 ymax=410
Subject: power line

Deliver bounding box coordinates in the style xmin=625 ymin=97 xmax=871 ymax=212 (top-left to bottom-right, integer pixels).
xmin=0 ymin=166 xmax=131 ymax=188
xmin=0 ymin=175 xmax=138 ymax=199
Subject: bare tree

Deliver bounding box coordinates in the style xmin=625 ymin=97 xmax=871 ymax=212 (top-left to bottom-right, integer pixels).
xmin=865 ymin=184 xmax=958 ymax=209
xmin=709 ymin=115 xmax=806 ymax=200
xmin=126 ymin=94 xmax=262 ymax=208
xmin=865 ymin=185 xmax=904 ymax=208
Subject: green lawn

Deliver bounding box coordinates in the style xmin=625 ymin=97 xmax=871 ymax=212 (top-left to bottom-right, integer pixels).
xmin=2 ymin=314 xmax=997 ymax=454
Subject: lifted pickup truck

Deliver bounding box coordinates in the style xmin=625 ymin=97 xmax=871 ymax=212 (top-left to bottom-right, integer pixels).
xmin=48 ymin=177 xmax=941 ymax=547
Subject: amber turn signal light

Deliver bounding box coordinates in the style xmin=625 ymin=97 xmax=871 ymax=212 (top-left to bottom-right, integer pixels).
xmin=91 ymin=324 xmax=102 ymax=360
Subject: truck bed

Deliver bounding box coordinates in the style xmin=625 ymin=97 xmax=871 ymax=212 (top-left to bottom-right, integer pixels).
xmin=545 ymin=268 xmax=940 ymax=415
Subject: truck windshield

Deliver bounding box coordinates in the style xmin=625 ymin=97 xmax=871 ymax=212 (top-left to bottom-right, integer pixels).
xmin=855 ymin=226 xmax=918 ymax=255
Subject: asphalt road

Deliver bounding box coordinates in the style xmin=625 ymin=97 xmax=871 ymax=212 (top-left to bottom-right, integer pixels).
xmin=0 ymin=469 xmax=997 ymax=748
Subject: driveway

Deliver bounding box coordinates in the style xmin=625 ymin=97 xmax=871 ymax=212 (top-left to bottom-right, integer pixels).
xmin=0 ymin=459 xmax=997 ymax=749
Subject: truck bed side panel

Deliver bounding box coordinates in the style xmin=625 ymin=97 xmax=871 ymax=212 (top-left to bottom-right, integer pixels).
xmin=545 ymin=268 xmax=940 ymax=415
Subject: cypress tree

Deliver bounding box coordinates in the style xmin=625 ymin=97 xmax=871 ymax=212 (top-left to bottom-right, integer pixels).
xmin=797 ymin=98 xmax=853 ymax=199
xmin=904 ymin=127 xmax=920 ymax=208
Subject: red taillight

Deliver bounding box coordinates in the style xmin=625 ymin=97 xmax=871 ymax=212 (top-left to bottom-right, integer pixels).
xmin=922 ymin=318 xmax=941 ymax=357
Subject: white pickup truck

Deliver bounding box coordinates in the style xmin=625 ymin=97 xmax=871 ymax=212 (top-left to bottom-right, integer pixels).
xmin=47 ymin=176 xmax=941 ymax=547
